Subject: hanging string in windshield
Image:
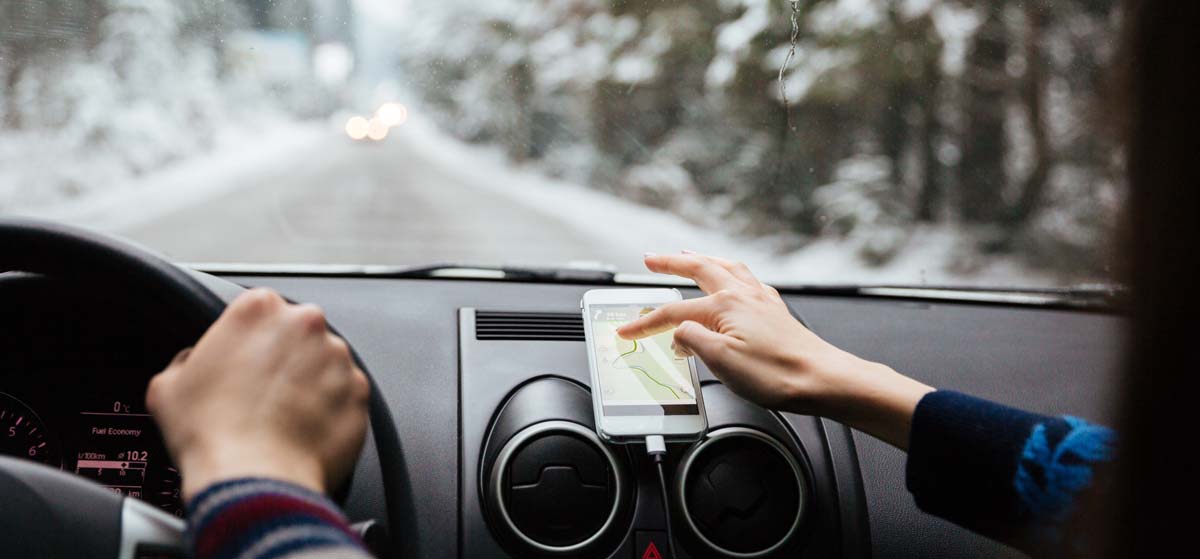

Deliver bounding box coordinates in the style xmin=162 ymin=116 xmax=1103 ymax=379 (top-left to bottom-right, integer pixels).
xmin=778 ymin=0 xmax=802 ymax=133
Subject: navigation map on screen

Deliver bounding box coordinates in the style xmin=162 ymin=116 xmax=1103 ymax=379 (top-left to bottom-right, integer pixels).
xmin=589 ymin=304 xmax=698 ymax=415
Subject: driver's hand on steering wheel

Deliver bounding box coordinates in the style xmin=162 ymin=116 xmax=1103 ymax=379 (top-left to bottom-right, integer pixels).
xmin=617 ymin=252 xmax=933 ymax=449
xmin=146 ymin=288 xmax=370 ymax=502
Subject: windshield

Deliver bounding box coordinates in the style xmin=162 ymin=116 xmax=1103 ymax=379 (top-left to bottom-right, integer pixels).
xmin=1 ymin=0 xmax=1122 ymax=288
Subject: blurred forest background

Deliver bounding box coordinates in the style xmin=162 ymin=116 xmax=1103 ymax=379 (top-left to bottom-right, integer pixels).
xmin=399 ymin=0 xmax=1124 ymax=278
xmin=2 ymin=0 xmax=1125 ymax=283
xmin=0 ymin=0 xmax=351 ymax=208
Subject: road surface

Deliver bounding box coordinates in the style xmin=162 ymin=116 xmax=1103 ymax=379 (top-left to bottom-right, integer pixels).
xmin=110 ymin=130 xmax=645 ymax=271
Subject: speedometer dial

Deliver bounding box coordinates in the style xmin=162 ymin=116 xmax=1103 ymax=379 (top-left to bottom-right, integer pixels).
xmin=0 ymin=392 xmax=61 ymax=469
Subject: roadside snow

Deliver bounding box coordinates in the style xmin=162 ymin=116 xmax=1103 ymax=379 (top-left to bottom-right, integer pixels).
xmin=15 ymin=122 xmax=327 ymax=232
xmin=9 ymin=107 xmax=1053 ymax=287
xmin=393 ymin=114 xmax=1054 ymax=287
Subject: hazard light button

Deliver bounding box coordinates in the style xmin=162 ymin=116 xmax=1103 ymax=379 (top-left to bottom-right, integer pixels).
xmin=635 ymin=531 xmax=668 ymax=559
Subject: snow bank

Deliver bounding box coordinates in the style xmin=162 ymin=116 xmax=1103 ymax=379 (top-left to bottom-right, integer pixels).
xmin=394 ymin=113 xmax=1055 ymax=287
xmin=15 ymin=121 xmax=327 ymax=232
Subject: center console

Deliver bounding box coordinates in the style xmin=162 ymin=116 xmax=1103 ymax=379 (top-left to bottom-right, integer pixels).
xmin=459 ymin=308 xmax=870 ymax=558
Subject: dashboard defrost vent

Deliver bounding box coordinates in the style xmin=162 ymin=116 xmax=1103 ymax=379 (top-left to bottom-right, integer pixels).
xmin=475 ymin=311 xmax=584 ymax=341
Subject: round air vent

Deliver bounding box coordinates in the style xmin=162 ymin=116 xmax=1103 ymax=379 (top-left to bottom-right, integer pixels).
xmin=675 ymin=427 xmax=808 ymax=558
xmin=487 ymin=420 xmax=629 ymax=556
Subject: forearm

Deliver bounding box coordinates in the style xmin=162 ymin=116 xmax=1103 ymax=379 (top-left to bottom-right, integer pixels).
xmin=788 ymin=356 xmax=1117 ymax=552
xmin=793 ymin=359 xmax=935 ymax=450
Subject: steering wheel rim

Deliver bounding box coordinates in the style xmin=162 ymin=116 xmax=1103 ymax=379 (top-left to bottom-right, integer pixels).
xmin=1 ymin=217 xmax=226 ymax=324
xmin=0 ymin=216 xmax=408 ymax=558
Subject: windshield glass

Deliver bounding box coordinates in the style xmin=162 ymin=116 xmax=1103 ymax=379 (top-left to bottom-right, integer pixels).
xmin=2 ymin=0 xmax=1122 ymax=288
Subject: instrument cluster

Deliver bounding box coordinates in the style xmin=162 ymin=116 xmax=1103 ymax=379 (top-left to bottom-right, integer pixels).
xmin=0 ymin=371 xmax=182 ymax=517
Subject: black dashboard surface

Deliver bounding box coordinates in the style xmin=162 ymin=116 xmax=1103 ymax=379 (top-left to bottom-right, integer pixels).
xmin=220 ymin=275 xmax=1125 ymax=559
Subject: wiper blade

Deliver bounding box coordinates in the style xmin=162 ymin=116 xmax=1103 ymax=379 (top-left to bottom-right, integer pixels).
xmin=768 ymin=283 xmax=1123 ymax=310
xmin=389 ymin=263 xmax=618 ymax=284
xmin=187 ymin=263 xmax=1122 ymax=309
xmin=182 ymin=262 xmax=618 ymax=283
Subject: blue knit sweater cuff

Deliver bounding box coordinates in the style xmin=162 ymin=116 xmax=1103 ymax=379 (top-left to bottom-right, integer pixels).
xmin=905 ymin=390 xmax=1116 ymax=550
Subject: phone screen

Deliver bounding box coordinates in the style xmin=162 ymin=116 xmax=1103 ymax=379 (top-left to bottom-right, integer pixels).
xmin=588 ymin=303 xmax=699 ymax=416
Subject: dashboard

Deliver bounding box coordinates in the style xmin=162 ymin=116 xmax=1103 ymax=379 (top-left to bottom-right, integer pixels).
xmin=0 ymin=275 xmax=191 ymax=519
xmin=242 ymin=274 xmax=1123 ymax=559
xmin=0 ymin=383 xmax=182 ymax=517
xmin=0 ymin=271 xmax=1125 ymax=558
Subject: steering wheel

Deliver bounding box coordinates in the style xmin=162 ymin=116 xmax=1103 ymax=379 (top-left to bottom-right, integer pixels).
xmin=0 ymin=217 xmax=408 ymax=558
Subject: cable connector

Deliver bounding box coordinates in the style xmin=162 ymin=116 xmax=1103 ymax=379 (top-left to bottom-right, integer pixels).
xmin=644 ymin=434 xmax=667 ymax=460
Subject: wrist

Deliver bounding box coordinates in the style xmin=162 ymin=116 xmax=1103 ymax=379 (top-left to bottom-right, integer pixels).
xmin=818 ymin=360 xmax=934 ymax=450
xmin=178 ymin=442 xmax=325 ymax=503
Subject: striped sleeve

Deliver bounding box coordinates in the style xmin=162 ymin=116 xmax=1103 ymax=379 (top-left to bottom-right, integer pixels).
xmin=185 ymin=477 xmax=373 ymax=559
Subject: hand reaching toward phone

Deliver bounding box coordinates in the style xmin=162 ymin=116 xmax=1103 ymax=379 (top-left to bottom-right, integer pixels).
xmin=146 ymin=288 xmax=370 ymax=501
xmin=617 ymin=252 xmax=933 ymax=449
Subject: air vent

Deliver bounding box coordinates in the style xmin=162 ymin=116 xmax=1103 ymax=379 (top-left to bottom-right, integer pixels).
xmin=475 ymin=311 xmax=583 ymax=341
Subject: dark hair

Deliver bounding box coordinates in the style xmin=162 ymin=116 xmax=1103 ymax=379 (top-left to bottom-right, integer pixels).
xmin=1113 ymin=0 xmax=1200 ymax=554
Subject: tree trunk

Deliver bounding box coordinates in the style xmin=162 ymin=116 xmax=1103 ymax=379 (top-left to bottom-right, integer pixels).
xmin=1 ymin=2 xmax=27 ymax=129
xmin=882 ymin=81 xmax=910 ymax=191
xmin=1009 ymin=3 xmax=1052 ymax=226
xmin=957 ymin=1 xmax=1009 ymax=225
xmin=507 ymin=59 xmax=535 ymax=162
xmin=880 ymin=3 xmax=909 ymax=192
xmin=916 ymin=48 xmax=943 ymax=220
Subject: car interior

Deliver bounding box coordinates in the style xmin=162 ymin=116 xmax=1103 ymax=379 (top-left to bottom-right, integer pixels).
xmin=2 ymin=1 xmax=1131 ymax=557
xmin=0 ymin=218 xmax=1122 ymax=559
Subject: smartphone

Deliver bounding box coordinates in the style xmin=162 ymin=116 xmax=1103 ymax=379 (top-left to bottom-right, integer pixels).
xmin=582 ymin=288 xmax=708 ymax=443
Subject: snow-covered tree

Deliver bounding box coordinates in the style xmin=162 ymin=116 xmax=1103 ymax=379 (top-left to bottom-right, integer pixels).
xmin=0 ymin=0 xmax=331 ymax=211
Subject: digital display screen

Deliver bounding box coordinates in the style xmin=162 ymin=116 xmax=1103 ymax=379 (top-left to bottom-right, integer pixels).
xmin=72 ymin=403 xmax=180 ymax=514
xmin=0 ymin=384 xmax=183 ymax=518
xmin=589 ymin=304 xmax=699 ymax=416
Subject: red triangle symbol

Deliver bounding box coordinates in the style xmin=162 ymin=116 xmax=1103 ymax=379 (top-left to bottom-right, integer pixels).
xmin=641 ymin=541 xmax=663 ymax=559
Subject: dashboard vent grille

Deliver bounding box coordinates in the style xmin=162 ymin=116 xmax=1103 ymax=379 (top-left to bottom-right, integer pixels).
xmin=475 ymin=311 xmax=584 ymax=341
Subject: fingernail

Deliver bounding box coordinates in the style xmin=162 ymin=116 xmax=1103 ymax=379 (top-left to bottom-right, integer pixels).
xmin=644 ymin=252 xmax=657 ymax=258
xmin=681 ymin=249 xmax=696 ymax=254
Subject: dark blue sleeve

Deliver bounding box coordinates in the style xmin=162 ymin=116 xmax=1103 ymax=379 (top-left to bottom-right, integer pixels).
xmin=905 ymin=391 xmax=1116 ymax=553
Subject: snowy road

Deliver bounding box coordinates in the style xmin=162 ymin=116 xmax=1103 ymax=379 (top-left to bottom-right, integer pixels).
xmin=25 ymin=120 xmax=1053 ymax=287
xmin=112 ymin=130 xmax=641 ymax=270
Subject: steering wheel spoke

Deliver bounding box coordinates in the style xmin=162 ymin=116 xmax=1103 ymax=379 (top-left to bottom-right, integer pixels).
xmin=119 ymin=497 xmax=185 ymax=559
